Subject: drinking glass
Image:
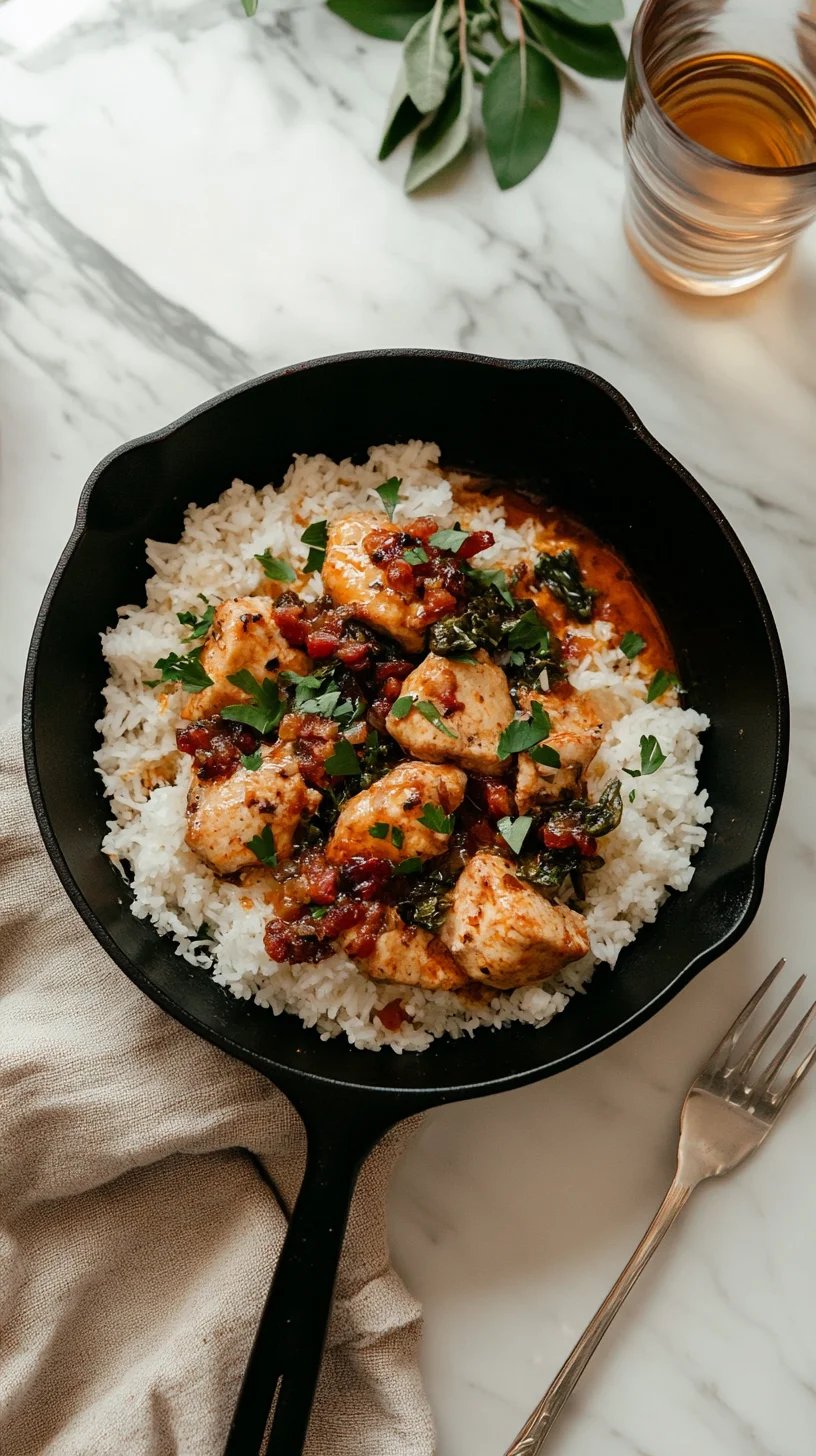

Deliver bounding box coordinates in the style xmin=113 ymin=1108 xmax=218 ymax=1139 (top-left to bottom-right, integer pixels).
xmin=622 ymin=0 xmax=816 ymax=294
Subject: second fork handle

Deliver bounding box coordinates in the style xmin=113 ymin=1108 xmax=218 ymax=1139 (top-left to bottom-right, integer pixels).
xmin=503 ymin=1178 xmax=694 ymax=1455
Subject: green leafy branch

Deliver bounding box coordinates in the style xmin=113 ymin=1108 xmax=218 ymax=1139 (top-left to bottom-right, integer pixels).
xmin=282 ymin=0 xmax=627 ymax=191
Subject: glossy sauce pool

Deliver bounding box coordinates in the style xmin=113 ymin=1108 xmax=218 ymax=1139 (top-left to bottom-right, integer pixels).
xmin=453 ymin=480 xmax=676 ymax=675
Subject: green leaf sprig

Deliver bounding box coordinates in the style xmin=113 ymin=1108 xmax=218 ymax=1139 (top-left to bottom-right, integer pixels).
xmin=245 ymin=823 xmax=277 ymax=867
xmin=497 ymin=699 xmax=553 ymax=760
xmin=176 ymin=596 xmax=215 ymax=642
xmin=647 ymin=668 xmax=681 ymax=703
xmin=255 ymin=549 xmax=297 ymax=583
xmin=497 ymin=814 xmax=533 ymax=855
xmin=301 ymin=520 xmax=328 ymax=573
xmin=624 ymin=736 xmax=667 ymax=778
xmin=321 ymin=0 xmax=626 ymax=193
xmin=152 ymin=649 xmax=214 ymax=693
xmin=418 ymin=802 xmax=455 ymax=834
xmin=222 ymin=671 xmax=286 ymax=735
xmin=375 ymin=477 xmax=402 ymax=521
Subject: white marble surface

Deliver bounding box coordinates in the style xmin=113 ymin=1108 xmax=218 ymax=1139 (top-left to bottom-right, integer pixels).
xmin=2 ymin=1 xmax=815 ymax=1452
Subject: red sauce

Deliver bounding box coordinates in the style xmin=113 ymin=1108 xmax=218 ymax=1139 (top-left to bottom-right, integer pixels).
xmin=176 ymin=717 xmax=259 ymax=781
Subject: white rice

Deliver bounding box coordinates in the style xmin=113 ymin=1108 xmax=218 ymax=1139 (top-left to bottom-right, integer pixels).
xmin=95 ymin=442 xmax=711 ymax=1053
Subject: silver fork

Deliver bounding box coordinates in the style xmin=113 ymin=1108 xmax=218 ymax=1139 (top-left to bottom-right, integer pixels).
xmin=504 ymin=960 xmax=816 ymax=1456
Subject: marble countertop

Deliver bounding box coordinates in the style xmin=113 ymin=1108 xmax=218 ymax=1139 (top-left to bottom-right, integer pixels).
xmin=2 ymin=1 xmax=816 ymax=1452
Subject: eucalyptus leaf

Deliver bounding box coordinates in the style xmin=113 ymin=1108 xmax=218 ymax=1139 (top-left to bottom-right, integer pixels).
xmin=405 ymin=61 xmax=473 ymax=193
xmin=379 ymin=64 xmax=425 ymax=158
xmin=327 ymin=0 xmax=430 ymax=42
xmin=527 ymin=0 xmax=623 ymax=23
xmin=482 ymin=41 xmax=560 ymax=191
xmin=404 ymin=0 xmax=454 ymax=113
xmin=524 ymin=7 xmax=626 ymax=80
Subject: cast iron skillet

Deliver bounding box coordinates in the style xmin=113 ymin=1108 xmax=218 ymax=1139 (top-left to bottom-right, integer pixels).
xmin=23 ymin=351 xmax=788 ymax=1455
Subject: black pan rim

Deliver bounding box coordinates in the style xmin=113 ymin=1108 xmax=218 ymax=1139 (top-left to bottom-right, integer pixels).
xmin=22 ymin=349 xmax=790 ymax=1104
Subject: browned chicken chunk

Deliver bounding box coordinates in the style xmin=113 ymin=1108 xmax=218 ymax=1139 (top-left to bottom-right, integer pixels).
xmin=181 ymin=597 xmax=310 ymax=721
xmin=515 ymin=688 xmax=604 ymax=814
xmin=439 ymin=851 xmax=590 ymax=988
xmin=386 ymin=650 xmax=515 ymax=775
xmin=326 ymin=761 xmax=466 ymax=866
xmin=185 ymin=743 xmax=321 ymax=876
xmin=337 ymin=907 xmax=470 ymax=993
xmin=321 ymin=512 xmax=427 ymax=652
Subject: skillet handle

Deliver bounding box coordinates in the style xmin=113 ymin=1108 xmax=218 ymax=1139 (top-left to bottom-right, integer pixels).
xmin=223 ymin=1109 xmax=398 ymax=1456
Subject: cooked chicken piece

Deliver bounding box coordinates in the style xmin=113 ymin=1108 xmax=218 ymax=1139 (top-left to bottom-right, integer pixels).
xmin=321 ymin=512 xmax=427 ymax=652
xmin=386 ymin=650 xmax=515 ymax=776
xmin=440 ymin=851 xmax=590 ymax=989
xmin=185 ymin=743 xmax=321 ymax=876
xmin=337 ymin=907 xmax=470 ymax=993
xmin=326 ymin=761 xmax=466 ymax=866
xmin=181 ymin=597 xmax=310 ymax=721
xmin=515 ymin=688 xmax=604 ymax=814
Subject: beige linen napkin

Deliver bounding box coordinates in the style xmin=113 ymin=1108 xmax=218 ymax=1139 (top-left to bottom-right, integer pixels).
xmin=0 ymin=722 xmax=435 ymax=1456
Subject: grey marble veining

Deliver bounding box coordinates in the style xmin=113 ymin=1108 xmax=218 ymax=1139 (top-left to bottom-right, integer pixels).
xmin=1 ymin=2 xmax=815 ymax=1453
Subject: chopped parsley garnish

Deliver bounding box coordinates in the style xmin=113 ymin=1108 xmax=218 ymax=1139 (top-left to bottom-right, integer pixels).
xmin=279 ymin=670 xmax=323 ymax=708
xmin=375 ymin=476 xmax=401 ymax=521
xmin=310 ymin=905 xmax=330 ymax=920
xmin=497 ymin=701 xmax=552 ymax=760
xmin=301 ymin=519 xmax=328 ymax=573
xmin=324 ymin=737 xmax=362 ymax=777
xmin=368 ymin=822 xmax=389 ymax=840
xmin=629 ymin=789 xmax=636 ymax=803
xmin=403 ymin=546 xmax=428 ymax=566
xmin=497 ymin=814 xmax=533 ymax=856
xmin=152 ymin=649 xmax=214 ymax=693
xmin=624 ymin=736 xmax=666 ymax=777
xmin=245 ymin=824 xmax=277 ymax=868
xmin=255 ymin=549 xmax=297 ymax=583
xmin=506 ymin=609 xmax=550 ymax=656
xmin=647 ymin=668 xmax=681 ymax=703
xmin=620 ymin=631 xmax=646 ymax=659
xmin=534 ymin=549 xmax=597 ymax=622
xmin=415 ymin=701 xmax=457 ymax=738
xmin=394 ymin=857 xmax=423 ymax=876
xmin=240 ymin=751 xmax=263 ymax=771
xmin=391 ymin=825 xmax=405 ymax=849
xmin=462 ymin=563 xmax=515 ymax=608
xmin=176 ymin=596 xmax=215 ymax=641
xmin=417 ymin=803 xmax=454 ymax=835
xmin=390 ymin=695 xmax=415 ymax=720
xmin=222 ymin=670 xmax=286 ymax=735
xmin=529 ymin=743 xmax=561 ymax=768
xmin=429 ymin=525 xmax=470 ymax=553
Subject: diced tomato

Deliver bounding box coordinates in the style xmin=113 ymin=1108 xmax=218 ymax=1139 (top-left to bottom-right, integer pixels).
xmin=263 ymin=917 xmax=332 ymax=965
xmin=339 ymin=855 xmax=393 ymax=900
xmin=455 ymin=530 xmax=494 ymax=560
xmin=422 ymin=586 xmax=458 ymax=623
xmin=274 ymin=603 xmax=309 ymax=647
xmin=176 ymin=717 xmax=260 ymax=782
xmin=406 ymin=517 xmax=437 ymax=542
xmin=385 ymin=559 xmax=415 ymax=595
xmin=540 ymin=821 xmax=597 ymax=857
xmin=306 ymin=626 xmax=342 ymax=658
xmin=335 ymin=640 xmax=371 ymax=668
xmin=376 ymin=998 xmax=412 ymax=1032
xmin=300 ymin=851 xmax=339 ymax=905
xmin=469 ymin=775 xmax=516 ymax=821
xmin=382 ymin=676 xmax=406 ymax=704
xmin=373 ymin=660 xmax=413 ymax=684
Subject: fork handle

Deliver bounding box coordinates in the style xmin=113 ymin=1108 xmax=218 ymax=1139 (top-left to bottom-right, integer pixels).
xmin=503 ymin=1178 xmax=694 ymax=1455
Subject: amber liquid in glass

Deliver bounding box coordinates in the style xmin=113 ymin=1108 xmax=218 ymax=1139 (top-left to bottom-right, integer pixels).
xmin=651 ymin=52 xmax=816 ymax=170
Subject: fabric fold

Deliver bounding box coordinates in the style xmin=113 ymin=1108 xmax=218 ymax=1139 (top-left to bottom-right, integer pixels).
xmin=0 ymin=722 xmax=434 ymax=1456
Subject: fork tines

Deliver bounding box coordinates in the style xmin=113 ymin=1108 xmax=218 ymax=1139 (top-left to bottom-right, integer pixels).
xmin=704 ymin=959 xmax=816 ymax=1108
